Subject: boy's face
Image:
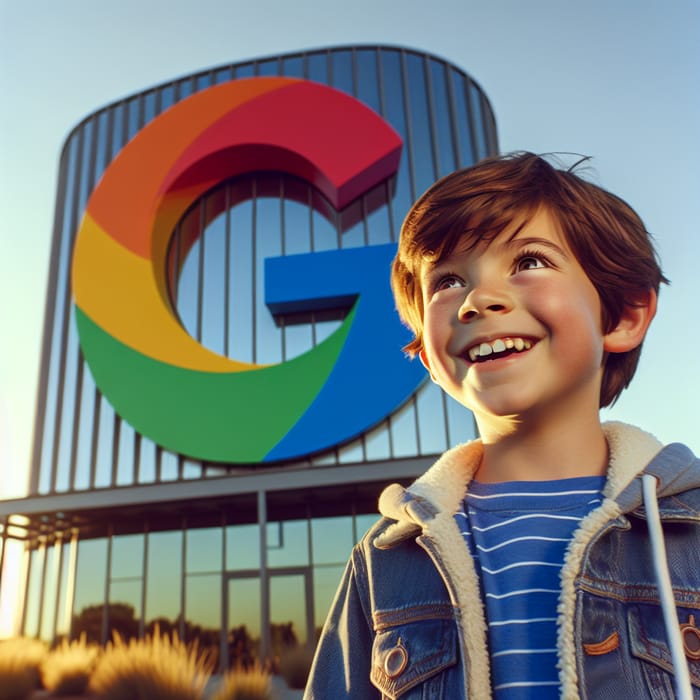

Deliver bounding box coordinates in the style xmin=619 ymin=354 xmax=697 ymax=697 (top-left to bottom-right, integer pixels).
xmin=418 ymin=207 xmax=607 ymax=433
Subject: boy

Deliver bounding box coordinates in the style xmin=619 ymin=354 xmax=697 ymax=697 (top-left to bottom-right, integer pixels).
xmin=304 ymin=153 xmax=700 ymax=699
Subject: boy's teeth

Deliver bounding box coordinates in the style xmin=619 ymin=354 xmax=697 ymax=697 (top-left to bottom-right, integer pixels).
xmin=467 ymin=337 xmax=533 ymax=362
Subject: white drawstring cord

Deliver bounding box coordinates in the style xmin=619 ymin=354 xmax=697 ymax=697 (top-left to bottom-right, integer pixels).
xmin=642 ymin=473 xmax=693 ymax=700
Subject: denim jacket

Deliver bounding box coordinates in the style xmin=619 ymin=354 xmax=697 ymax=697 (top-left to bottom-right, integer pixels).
xmin=304 ymin=423 xmax=700 ymax=699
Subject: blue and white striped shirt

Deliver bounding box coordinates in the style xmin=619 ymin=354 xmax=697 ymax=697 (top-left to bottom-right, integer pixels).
xmin=455 ymin=476 xmax=605 ymax=698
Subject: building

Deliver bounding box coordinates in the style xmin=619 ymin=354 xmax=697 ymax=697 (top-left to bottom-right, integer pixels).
xmin=0 ymin=45 xmax=497 ymax=668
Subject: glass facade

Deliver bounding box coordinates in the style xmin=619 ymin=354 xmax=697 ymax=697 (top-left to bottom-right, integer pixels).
xmin=0 ymin=45 xmax=497 ymax=667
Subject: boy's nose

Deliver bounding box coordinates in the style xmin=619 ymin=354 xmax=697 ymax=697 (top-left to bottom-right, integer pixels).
xmin=458 ymin=284 xmax=513 ymax=322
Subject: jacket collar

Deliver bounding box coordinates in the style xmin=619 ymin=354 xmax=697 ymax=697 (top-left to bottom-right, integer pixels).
xmin=375 ymin=421 xmax=697 ymax=547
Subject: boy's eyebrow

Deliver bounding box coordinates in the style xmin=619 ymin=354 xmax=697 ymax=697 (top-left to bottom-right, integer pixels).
xmin=502 ymin=236 xmax=571 ymax=259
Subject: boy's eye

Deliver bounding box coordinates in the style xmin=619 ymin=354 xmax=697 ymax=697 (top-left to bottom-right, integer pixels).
xmin=435 ymin=275 xmax=465 ymax=291
xmin=514 ymin=254 xmax=547 ymax=272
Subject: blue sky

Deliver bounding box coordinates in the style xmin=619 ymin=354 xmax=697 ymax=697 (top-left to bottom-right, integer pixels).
xmin=1 ymin=0 xmax=698 ymax=497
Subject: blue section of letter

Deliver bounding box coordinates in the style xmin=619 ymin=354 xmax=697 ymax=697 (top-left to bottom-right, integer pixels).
xmin=263 ymin=244 xmax=425 ymax=461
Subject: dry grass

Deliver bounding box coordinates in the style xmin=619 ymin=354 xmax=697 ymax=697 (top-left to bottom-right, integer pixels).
xmin=209 ymin=664 xmax=274 ymax=700
xmin=41 ymin=634 xmax=100 ymax=696
xmin=89 ymin=628 xmax=214 ymax=700
xmin=0 ymin=637 xmax=47 ymax=700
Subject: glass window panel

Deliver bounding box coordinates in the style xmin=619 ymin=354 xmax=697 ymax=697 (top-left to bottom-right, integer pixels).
xmin=282 ymin=189 xmax=311 ymax=255
xmin=339 ymin=213 xmax=364 ymax=249
xmin=310 ymin=450 xmax=337 ymax=467
xmin=226 ymin=524 xmax=260 ymax=571
xmin=267 ymin=520 xmax=308 ymax=567
xmin=116 ymin=422 xmax=135 ymax=486
xmin=55 ymin=541 xmax=72 ymax=638
xmin=416 ymin=381 xmax=448 ymax=455
xmin=146 ymin=530 xmax=182 ymax=624
xmin=450 ymin=72 xmax=474 ymax=169
xmin=364 ymin=420 xmax=391 ymax=462
xmin=143 ymin=90 xmax=156 ymax=124
xmin=256 ymin=58 xmax=279 ymax=76
xmin=127 ymin=97 xmax=141 ymax=141
xmin=429 ymin=59 xmax=457 ymax=177
xmin=469 ymin=82 xmax=487 ymax=160
xmin=23 ymin=547 xmax=45 ymax=637
xmin=108 ymin=580 xmax=141 ymax=640
xmin=201 ymin=211 xmax=227 ymax=355
xmin=138 ymin=437 xmax=156 ymax=484
xmin=446 ymin=395 xmax=477 ymax=447
xmin=389 ymin=397 xmax=419 ymax=458
xmin=379 ymin=50 xmax=414 ymax=217
xmin=159 ymin=84 xmax=175 ymax=112
xmin=74 ymin=368 xmax=96 ymax=490
xmin=214 ymin=67 xmax=232 ymax=84
xmin=40 ymin=544 xmax=60 ymax=641
xmin=186 ymin=527 xmax=222 ymax=573
xmin=55 ymin=314 xmax=81 ymax=492
xmin=185 ymin=573 xmax=220 ymax=632
xmin=228 ymin=576 xmax=261 ymax=664
xmin=183 ymin=458 xmax=201 ymax=480
xmin=270 ymin=574 xmax=307 ymax=649
xmin=311 ymin=517 xmax=353 ymax=565
xmin=77 ymin=120 xmax=94 ymax=210
xmin=178 ymin=78 xmax=194 ymax=100
xmin=338 ymin=439 xmax=364 ymax=464
xmin=331 ymin=50 xmax=353 ymax=94
xmin=405 ymin=52 xmax=436 ymax=196
xmin=177 ymin=218 xmax=202 ymax=342
xmin=255 ymin=194 xmax=283 ymax=365
xmin=111 ymin=534 xmax=144 ymax=579
xmin=160 ymin=449 xmax=179 ymax=481
xmin=110 ymin=103 xmax=126 ymax=158
xmin=94 ymin=396 xmax=115 ymax=488
xmin=355 ymin=49 xmax=381 ymax=113
xmin=312 ymin=565 xmax=345 ymax=633
xmin=284 ymin=322 xmax=313 ymax=361
xmin=94 ymin=111 xmax=110 ymax=183
xmin=234 ymin=63 xmax=254 ymax=79
xmin=196 ymin=73 xmax=212 ymax=91
xmin=306 ymin=52 xmax=328 ymax=83
xmin=310 ymin=204 xmax=338 ymax=253
xmin=281 ymin=55 xmax=304 ymax=77
xmin=73 ymin=538 xmax=108 ymax=643
xmin=229 ymin=197 xmax=254 ymax=362
xmin=366 ymin=194 xmax=392 ymax=247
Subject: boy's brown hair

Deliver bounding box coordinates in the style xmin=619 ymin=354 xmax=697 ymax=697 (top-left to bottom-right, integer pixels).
xmin=391 ymin=152 xmax=667 ymax=407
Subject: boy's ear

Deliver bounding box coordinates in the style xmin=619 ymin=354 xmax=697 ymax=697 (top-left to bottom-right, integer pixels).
xmin=418 ymin=349 xmax=437 ymax=382
xmin=603 ymin=289 xmax=657 ymax=353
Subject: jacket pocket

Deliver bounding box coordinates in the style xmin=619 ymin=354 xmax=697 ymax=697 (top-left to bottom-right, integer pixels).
xmin=628 ymin=603 xmax=700 ymax=695
xmin=370 ymin=617 xmax=458 ymax=699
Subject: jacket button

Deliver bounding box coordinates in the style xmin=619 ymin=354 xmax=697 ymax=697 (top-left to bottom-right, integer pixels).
xmin=384 ymin=640 xmax=408 ymax=678
xmin=680 ymin=614 xmax=700 ymax=660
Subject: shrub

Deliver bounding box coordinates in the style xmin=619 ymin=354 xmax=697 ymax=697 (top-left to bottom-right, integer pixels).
xmin=0 ymin=637 xmax=47 ymax=700
xmin=89 ymin=628 xmax=213 ymax=700
xmin=277 ymin=645 xmax=313 ymax=690
xmin=209 ymin=664 xmax=274 ymax=700
xmin=41 ymin=634 xmax=100 ymax=696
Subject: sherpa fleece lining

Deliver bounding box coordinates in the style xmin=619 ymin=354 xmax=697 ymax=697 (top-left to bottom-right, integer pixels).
xmin=375 ymin=422 xmax=664 ymax=700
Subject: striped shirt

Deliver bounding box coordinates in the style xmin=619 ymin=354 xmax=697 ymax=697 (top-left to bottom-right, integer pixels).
xmin=455 ymin=476 xmax=605 ymax=698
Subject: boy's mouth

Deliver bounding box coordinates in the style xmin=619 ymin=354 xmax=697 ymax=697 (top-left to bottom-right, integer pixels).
xmin=465 ymin=337 xmax=534 ymax=363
